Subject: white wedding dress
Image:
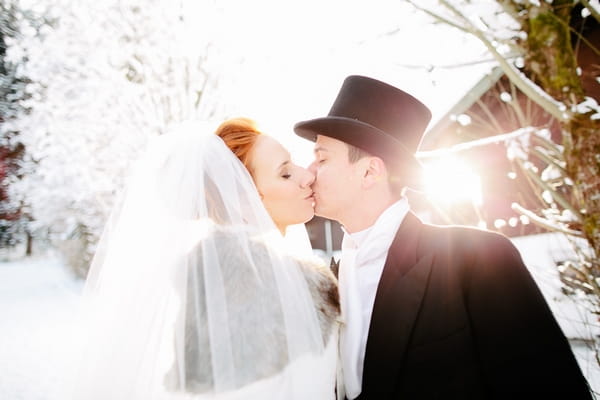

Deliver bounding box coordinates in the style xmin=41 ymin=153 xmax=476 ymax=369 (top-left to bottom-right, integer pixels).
xmin=65 ymin=124 xmax=340 ymax=400
xmin=160 ymin=330 xmax=338 ymax=400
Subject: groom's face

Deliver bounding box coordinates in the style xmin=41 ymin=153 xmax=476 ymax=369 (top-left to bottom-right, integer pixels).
xmin=308 ymin=135 xmax=363 ymax=223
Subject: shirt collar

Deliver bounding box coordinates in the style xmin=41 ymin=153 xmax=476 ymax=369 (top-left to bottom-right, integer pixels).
xmin=341 ymin=197 xmax=410 ymax=251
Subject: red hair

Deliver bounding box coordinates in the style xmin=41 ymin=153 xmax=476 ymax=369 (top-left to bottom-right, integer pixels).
xmin=215 ymin=117 xmax=262 ymax=171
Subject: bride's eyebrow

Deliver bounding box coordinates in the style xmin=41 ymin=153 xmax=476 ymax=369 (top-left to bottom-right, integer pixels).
xmin=277 ymin=160 xmax=290 ymax=170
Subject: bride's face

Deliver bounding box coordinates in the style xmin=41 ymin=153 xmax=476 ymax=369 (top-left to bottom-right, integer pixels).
xmin=250 ymin=135 xmax=315 ymax=233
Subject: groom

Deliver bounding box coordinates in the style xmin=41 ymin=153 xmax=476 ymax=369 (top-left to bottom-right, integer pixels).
xmin=294 ymin=75 xmax=592 ymax=399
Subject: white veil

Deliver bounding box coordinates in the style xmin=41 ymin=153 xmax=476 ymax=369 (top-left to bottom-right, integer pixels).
xmin=68 ymin=122 xmax=329 ymax=400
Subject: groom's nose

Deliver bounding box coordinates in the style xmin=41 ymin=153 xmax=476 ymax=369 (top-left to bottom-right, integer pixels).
xmin=308 ymin=160 xmax=318 ymax=175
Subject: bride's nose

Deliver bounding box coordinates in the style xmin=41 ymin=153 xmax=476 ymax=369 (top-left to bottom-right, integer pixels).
xmin=300 ymin=168 xmax=315 ymax=188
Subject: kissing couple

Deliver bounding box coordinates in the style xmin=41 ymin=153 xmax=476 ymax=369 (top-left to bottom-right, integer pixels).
xmin=67 ymin=76 xmax=592 ymax=399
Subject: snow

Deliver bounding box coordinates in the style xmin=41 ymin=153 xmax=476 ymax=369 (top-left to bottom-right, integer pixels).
xmin=588 ymin=0 xmax=600 ymax=16
xmin=0 ymin=251 xmax=84 ymax=400
xmin=2 ymin=237 xmax=600 ymax=398
xmin=512 ymin=232 xmax=600 ymax=392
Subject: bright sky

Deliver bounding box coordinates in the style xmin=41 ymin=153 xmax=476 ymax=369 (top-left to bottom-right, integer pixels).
xmin=184 ymin=0 xmax=496 ymax=167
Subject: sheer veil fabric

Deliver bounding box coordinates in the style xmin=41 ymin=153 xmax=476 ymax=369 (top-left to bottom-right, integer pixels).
xmin=67 ymin=122 xmax=339 ymax=400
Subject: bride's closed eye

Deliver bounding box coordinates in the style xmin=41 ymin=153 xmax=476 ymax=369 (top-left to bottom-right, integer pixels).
xmin=280 ymin=165 xmax=292 ymax=179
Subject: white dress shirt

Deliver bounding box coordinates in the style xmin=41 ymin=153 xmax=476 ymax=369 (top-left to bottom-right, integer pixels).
xmin=338 ymin=198 xmax=410 ymax=399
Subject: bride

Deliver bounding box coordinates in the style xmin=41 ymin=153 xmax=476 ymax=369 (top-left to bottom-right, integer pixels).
xmin=67 ymin=119 xmax=340 ymax=399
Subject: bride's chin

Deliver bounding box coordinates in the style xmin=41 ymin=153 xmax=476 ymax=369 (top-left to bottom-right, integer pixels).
xmin=301 ymin=210 xmax=315 ymax=224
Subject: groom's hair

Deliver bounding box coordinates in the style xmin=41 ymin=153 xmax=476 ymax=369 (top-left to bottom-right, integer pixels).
xmin=346 ymin=142 xmax=405 ymax=198
xmin=347 ymin=142 xmax=370 ymax=163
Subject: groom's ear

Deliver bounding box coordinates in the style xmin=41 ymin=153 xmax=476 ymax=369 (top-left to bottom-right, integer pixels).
xmin=362 ymin=156 xmax=386 ymax=189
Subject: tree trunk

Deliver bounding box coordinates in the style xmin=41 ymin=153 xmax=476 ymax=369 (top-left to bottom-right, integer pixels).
xmin=25 ymin=230 xmax=32 ymax=256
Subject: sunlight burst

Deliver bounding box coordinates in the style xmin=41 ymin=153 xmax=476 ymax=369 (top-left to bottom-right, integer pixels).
xmin=423 ymin=156 xmax=482 ymax=206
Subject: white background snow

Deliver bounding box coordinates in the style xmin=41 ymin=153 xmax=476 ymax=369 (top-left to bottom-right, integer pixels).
xmin=0 ymin=249 xmax=85 ymax=400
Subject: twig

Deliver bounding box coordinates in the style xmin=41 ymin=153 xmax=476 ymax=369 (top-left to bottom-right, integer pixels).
xmin=511 ymin=202 xmax=583 ymax=237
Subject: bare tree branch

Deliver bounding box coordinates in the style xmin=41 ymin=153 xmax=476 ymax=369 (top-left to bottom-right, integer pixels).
xmin=416 ymin=0 xmax=569 ymax=122
xmin=512 ymin=202 xmax=583 ymax=237
xmin=581 ymin=0 xmax=600 ymax=24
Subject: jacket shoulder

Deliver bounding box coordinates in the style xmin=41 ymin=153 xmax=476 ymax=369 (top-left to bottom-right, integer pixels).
xmin=420 ymin=221 xmax=516 ymax=255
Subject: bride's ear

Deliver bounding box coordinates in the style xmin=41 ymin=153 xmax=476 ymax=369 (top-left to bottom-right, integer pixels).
xmin=362 ymin=157 xmax=386 ymax=189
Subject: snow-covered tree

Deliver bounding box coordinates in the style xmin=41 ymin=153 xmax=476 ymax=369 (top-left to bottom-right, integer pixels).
xmin=0 ymin=0 xmax=36 ymax=251
xmin=5 ymin=0 xmax=222 ymax=275
xmin=407 ymin=0 xmax=600 ymax=365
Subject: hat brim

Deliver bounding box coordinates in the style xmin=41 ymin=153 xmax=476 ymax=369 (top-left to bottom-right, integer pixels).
xmin=294 ymin=116 xmax=423 ymax=178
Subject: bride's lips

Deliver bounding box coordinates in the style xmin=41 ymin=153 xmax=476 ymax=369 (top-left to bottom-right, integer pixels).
xmin=305 ymin=192 xmax=316 ymax=207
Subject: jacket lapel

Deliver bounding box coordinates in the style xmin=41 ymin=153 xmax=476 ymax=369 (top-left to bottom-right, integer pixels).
xmin=359 ymin=212 xmax=433 ymax=399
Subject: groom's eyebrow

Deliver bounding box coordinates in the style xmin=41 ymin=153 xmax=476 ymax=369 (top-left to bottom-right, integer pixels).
xmin=314 ymin=146 xmax=327 ymax=154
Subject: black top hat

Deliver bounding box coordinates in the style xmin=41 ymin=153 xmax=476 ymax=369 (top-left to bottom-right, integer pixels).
xmin=294 ymin=75 xmax=432 ymax=183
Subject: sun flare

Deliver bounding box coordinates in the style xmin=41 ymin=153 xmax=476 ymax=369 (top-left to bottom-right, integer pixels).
xmin=422 ymin=156 xmax=482 ymax=206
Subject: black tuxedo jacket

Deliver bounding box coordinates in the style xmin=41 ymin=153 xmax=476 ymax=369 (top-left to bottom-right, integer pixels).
xmin=354 ymin=212 xmax=592 ymax=399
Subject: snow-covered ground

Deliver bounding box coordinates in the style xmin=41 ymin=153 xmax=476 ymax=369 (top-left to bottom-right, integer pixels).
xmin=0 ymin=250 xmax=84 ymax=400
xmin=512 ymin=232 xmax=600 ymax=395
xmin=1 ymin=234 xmax=599 ymax=399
